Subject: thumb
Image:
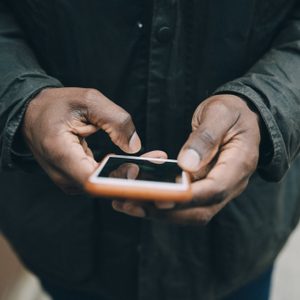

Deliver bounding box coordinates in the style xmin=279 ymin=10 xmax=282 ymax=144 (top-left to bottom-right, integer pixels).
xmin=177 ymin=130 xmax=219 ymax=173
xmin=177 ymin=103 xmax=236 ymax=173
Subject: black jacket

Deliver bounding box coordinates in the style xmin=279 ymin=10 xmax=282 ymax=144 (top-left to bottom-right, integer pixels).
xmin=1 ymin=1 xmax=300 ymax=299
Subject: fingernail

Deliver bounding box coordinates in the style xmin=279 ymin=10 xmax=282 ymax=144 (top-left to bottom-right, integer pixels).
xmin=129 ymin=132 xmax=141 ymax=153
xmin=179 ymin=149 xmax=201 ymax=171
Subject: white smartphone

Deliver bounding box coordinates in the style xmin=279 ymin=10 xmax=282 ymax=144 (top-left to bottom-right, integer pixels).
xmin=85 ymin=154 xmax=192 ymax=202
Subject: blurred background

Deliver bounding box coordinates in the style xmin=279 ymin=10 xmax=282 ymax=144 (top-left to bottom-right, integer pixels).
xmin=1 ymin=223 xmax=300 ymax=300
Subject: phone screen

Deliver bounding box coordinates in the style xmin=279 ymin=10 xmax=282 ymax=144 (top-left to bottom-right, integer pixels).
xmin=97 ymin=157 xmax=182 ymax=184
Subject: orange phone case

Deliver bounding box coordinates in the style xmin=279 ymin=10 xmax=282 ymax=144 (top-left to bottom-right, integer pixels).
xmin=85 ymin=180 xmax=192 ymax=202
xmin=84 ymin=156 xmax=192 ymax=202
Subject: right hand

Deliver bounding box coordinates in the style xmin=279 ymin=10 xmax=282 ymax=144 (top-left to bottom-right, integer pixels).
xmin=22 ymin=87 xmax=142 ymax=194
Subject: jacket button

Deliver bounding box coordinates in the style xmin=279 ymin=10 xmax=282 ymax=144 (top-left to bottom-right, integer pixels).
xmin=156 ymin=26 xmax=172 ymax=43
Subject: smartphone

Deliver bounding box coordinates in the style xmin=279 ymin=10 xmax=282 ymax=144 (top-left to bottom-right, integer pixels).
xmin=85 ymin=154 xmax=192 ymax=202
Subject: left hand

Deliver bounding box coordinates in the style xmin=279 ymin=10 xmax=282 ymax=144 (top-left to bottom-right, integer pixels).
xmin=112 ymin=95 xmax=261 ymax=225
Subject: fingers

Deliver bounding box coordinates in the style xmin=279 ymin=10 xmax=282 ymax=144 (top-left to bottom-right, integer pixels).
xmin=111 ymin=200 xmax=175 ymax=219
xmin=112 ymin=145 xmax=258 ymax=224
xmin=83 ymin=89 xmax=142 ymax=154
xmin=177 ymin=101 xmax=240 ymax=173
xmin=111 ymin=96 xmax=261 ymax=224
xmin=112 ymin=200 xmax=146 ymax=218
xmin=111 ymin=199 xmax=222 ymax=225
xmin=150 ymin=204 xmax=225 ymax=225
xmin=190 ymin=142 xmax=258 ymax=206
xmin=22 ymin=87 xmax=143 ymax=194
xmin=44 ymin=132 xmax=98 ymax=191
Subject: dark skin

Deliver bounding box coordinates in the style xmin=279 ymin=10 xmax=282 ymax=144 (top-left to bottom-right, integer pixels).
xmin=22 ymin=87 xmax=142 ymax=194
xmin=23 ymin=88 xmax=260 ymax=224
xmin=112 ymin=95 xmax=261 ymax=224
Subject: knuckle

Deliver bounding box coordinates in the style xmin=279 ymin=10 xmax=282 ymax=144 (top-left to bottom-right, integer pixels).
xmin=211 ymin=101 xmax=232 ymax=115
xmin=207 ymin=98 xmax=239 ymax=117
xmin=116 ymin=111 xmax=133 ymax=128
xmin=198 ymin=130 xmax=218 ymax=148
xmin=83 ymin=88 xmax=101 ymax=101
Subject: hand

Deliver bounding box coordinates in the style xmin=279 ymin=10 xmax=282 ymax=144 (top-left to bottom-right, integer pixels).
xmin=112 ymin=95 xmax=261 ymax=225
xmin=22 ymin=87 xmax=141 ymax=193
